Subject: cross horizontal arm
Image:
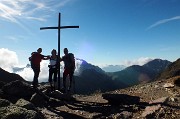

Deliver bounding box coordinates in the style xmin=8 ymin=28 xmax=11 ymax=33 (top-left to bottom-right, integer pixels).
xmin=40 ymin=27 xmax=58 ymax=30
xmin=60 ymin=26 xmax=79 ymax=29
xmin=40 ymin=26 xmax=79 ymax=30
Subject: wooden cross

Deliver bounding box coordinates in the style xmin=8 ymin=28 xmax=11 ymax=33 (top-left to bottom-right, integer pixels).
xmin=40 ymin=13 xmax=79 ymax=90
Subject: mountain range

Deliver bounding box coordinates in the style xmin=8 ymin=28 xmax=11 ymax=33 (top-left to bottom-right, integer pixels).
xmin=0 ymin=58 xmax=179 ymax=119
xmin=0 ymin=58 xmax=177 ymax=94
xmin=107 ymin=59 xmax=171 ymax=88
xmin=64 ymin=58 xmax=172 ymax=94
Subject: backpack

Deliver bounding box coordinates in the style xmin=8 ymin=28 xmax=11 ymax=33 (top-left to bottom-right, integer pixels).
xmin=29 ymin=52 xmax=42 ymax=67
xmin=67 ymin=53 xmax=75 ymax=69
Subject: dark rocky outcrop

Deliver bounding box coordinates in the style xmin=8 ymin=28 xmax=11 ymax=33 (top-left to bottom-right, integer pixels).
xmin=0 ymin=81 xmax=5 ymax=89
xmin=0 ymin=105 xmax=44 ymax=119
xmin=16 ymin=98 xmax=37 ymax=111
xmin=0 ymin=67 xmax=25 ymax=84
xmin=2 ymin=80 xmax=34 ymax=101
xmin=0 ymin=98 xmax=12 ymax=107
xmin=174 ymin=77 xmax=180 ymax=87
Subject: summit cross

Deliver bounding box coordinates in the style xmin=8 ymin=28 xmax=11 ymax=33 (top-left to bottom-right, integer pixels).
xmin=40 ymin=13 xmax=79 ymax=90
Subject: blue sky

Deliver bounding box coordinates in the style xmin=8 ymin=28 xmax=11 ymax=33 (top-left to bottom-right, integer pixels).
xmin=0 ymin=0 xmax=180 ymax=67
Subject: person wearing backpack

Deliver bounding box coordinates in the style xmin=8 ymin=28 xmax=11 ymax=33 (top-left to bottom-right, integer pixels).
xmin=48 ymin=49 xmax=59 ymax=91
xmin=60 ymin=48 xmax=75 ymax=93
xmin=29 ymin=48 xmax=49 ymax=88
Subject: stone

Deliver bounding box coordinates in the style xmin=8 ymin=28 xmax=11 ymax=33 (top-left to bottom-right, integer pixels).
xmin=48 ymin=90 xmax=75 ymax=101
xmin=174 ymin=77 xmax=180 ymax=87
xmin=163 ymin=83 xmax=174 ymax=88
xmin=149 ymin=97 xmax=168 ymax=105
xmin=0 ymin=81 xmax=5 ymax=89
xmin=2 ymin=80 xmax=34 ymax=100
xmin=16 ymin=98 xmax=37 ymax=111
xmin=142 ymin=104 xmax=161 ymax=118
xmin=0 ymin=105 xmax=44 ymax=119
xmin=30 ymin=93 xmax=47 ymax=107
xmin=0 ymin=98 xmax=11 ymax=107
xmin=119 ymin=111 xmax=133 ymax=119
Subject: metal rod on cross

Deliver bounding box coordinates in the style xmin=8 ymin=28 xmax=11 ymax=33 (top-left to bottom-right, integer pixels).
xmin=40 ymin=13 xmax=79 ymax=90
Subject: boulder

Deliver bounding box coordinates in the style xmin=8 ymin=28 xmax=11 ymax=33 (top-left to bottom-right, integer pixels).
xmin=48 ymin=90 xmax=75 ymax=101
xmin=149 ymin=97 xmax=168 ymax=105
xmin=141 ymin=104 xmax=161 ymax=118
xmin=0 ymin=81 xmax=5 ymax=89
xmin=2 ymin=80 xmax=34 ymax=100
xmin=163 ymin=83 xmax=174 ymax=88
xmin=174 ymin=77 xmax=180 ymax=87
xmin=30 ymin=93 xmax=47 ymax=107
xmin=111 ymin=111 xmax=133 ymax=119
xmin=16 ymin=98 xmax=37 ymax=111
xmin=0 ymin=105 xmax=44 ymax=119
xmin=0 ymin=98 xmax=11 ymax=107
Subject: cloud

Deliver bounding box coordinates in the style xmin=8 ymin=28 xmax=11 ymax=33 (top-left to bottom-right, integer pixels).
xmin=0 ymin=49 xmax=155 ymax=83
xmin=16 ymin=59 xmax=83 ymax=82
xmin=147 ymin=16 xmax=180 ymax=30
xmin=5 ymin=35 xmax=27 ymax=42
xmin=0 ymin=0 xmax=71 ymax=23
xmin=0 ymin=48 xmax=18 ymax=72
xmin=123 ymin=57 xmax=153 ymax=66
xmin=0 ymin=48 xmax=83 ymax=82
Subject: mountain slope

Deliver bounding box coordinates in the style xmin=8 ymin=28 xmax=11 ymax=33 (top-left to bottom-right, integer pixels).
xmin=143 ymin=59 xmax=171 ymax=74
xmin=157 ymin=58 xmax=180 ymax=79
xmin=75 ymin=60 xmax=124 ymax=94
xmin=0 ymin=68 xmax=25 ymax=84
xmin=110 ymin=65 xmax=154 ymax=87
xmin=108 ymin=59 xmax=171 ymax=88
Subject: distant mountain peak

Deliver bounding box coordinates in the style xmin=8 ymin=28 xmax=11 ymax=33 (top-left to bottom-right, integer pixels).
xmin=101 ymin=65 xmax=126 ymax=72
xmin=143 ymin=58 xmax=171 ymax=73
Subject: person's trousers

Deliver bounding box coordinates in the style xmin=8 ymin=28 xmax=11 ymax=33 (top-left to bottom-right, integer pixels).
xmin=49 ymin=68 xmax=58 ymax=83
xmin=32 ymin=66 xmax=40 ymax=87
xmin=63 ymin=68 xmax=74 ymax=89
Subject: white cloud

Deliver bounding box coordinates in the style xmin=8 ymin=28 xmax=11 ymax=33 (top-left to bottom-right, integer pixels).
xmin=16 ymin=59 xmax=83 ymax=82
xmin=147 ymin=16 xmax=180 ymax=30
xmin=0 ymin=48 xmax=83 ymax=82
xmin=123 ymin=57 xmax=153 ymax=66
xmin=5 ymin=35 xmax=27 ymax=42
xmin=0 ymin=0 xmax=72 ymax=23
xmin=0 ymin=48 xmax=18 ymax=72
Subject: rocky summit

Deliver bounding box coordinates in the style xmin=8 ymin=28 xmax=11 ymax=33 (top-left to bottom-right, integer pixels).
xmin=0 ymin=58 xmax=180 ymax=119
xmin=0 ymin=76 xmax=179 ymax=119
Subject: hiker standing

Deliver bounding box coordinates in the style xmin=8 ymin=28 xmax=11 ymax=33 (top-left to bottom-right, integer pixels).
xmin=60 ymin=48 xmax=75 ymax=92
xmin=29 ymin=48 xmax=49 ymax=88
xmin=48 ymin=49 xmax=58 ymax=91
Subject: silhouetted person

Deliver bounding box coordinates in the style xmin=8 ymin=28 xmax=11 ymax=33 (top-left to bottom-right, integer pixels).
xmin=60 ymin=48 xmax=75 ymax=93
xmin=29 ymin=48 xmax=49 ymax=88
xmin=48 ymin=49 xmax=58 ymax=91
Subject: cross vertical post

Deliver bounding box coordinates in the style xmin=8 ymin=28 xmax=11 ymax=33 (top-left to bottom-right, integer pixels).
xmin=57 ymin=13 xmax=61 ymax=90
xmin=40 ymin=13 xmax=79 ymax=90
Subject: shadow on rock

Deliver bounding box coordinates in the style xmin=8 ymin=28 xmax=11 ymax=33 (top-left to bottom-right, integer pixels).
xmin=102 ymin=93 xmax=140 ymax=105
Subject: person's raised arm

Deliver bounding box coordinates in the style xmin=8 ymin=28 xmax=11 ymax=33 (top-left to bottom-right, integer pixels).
xmin=42 ymin=55 xmax=50 ymax=60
